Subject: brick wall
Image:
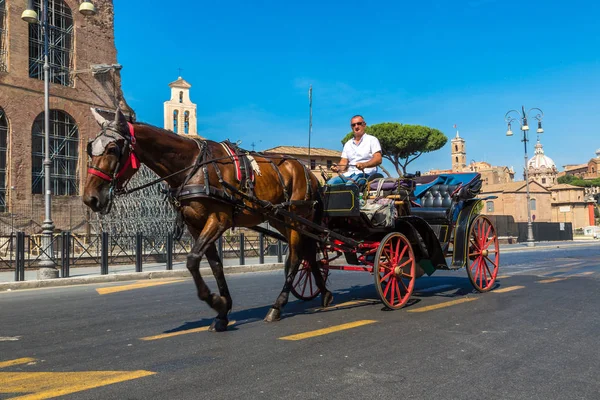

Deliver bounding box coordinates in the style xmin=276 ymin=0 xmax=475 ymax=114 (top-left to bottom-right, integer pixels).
xmin=0 ymin=0 xmax=130 ymax=231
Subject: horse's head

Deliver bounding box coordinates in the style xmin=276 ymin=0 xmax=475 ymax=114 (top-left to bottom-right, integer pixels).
xmin=83 ymin=108 xmax=139 ymax=214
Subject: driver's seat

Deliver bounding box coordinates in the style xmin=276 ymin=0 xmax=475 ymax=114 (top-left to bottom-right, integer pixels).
xmin=358 ymin=172 xmax=384 ymax=191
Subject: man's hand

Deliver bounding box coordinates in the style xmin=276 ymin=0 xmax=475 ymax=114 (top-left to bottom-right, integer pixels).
xmin=356 ymin=162 xmax=365 ymax=171
xmin=331 ymin=164 xmax=339 ymax=172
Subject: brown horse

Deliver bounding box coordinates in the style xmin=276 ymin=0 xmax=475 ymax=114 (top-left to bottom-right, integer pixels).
xmin=83 ymin=108 xmax=332 ymax=331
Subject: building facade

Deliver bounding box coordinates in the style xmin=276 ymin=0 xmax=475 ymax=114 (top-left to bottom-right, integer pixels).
xmin=263 ymin=146 xmax=341 ymax=184
xmin=163 ymin=76 xmax=197 ymax=136
xmin=480 ymin=181 xmax=552 ymax=223
xmin=424 ymin=130 xmax=515 ymax=186
xmin=0 ymin=0 xmax=128 ymax=233
xmin=550 ymin=184 xmax=596 ymax=229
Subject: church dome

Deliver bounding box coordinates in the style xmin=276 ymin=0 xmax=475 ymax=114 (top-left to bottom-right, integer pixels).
xmin=528 ymin=140 xmax=556 ymax=170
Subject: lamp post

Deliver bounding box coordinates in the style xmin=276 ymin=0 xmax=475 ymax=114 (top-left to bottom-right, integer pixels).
xmin=504 ymin=106 xmax=544 ymax=247
xmin=22 ymin=0 xmax=96 ymax=278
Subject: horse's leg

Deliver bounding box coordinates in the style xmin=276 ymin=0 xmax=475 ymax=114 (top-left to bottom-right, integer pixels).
xmin=186 ymin=214 xmax=231 ymax=331
xmin=264 ymin=229 xmax=303 ymax=322
xmin=204 ymin=242 xmax=232 ymax=332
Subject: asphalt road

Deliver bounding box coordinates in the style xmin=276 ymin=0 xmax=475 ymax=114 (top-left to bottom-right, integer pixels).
xmin=1 ymin=244 xmax=599 ymax=400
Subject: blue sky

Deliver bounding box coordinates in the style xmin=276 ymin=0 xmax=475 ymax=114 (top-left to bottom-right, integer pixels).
xmin=114 ymin=0 xmax=599 ymax=177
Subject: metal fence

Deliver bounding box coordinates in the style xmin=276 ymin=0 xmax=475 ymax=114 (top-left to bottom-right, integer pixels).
xmin=3 ymin=231 xmax=288 ymax=282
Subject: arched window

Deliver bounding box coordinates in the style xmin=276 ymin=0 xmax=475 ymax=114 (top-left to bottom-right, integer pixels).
xmin=486 ymin=201 xmax=494 ymax=212
xmin=173 ymin=110 xmax=179 ymax=133
xmin=542 ymin=177 xmax=546 ymax=184
xmin=455 ymin=145 xmax=458 ymax=152
xmin=184 ymin=111 xmax=189 ymax=134
xmin=31 ymin=110 xmax=79 ymax=196
xmin=32 ymin=110 xmax=79 ymax=195
xmin=179 ymin=91 xmax=183 ymax=103
xmin=0 ymin=0 xmax=7 ymax=72
xmin=0 ymin=107 xmax=8 ymax=210
xmin=455 ymin=156 xmax=458 ymax=163
xmin=28 ymin=0 xmax=74 ymax=86
xmin=530 ymin=198 xmax=536 ymax=211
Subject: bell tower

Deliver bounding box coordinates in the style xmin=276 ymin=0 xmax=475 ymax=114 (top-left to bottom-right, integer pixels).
xmin=163 ymin=76 xmax=197 ymax=136
xmin=451 ymin=130 xmax=466 ymax=172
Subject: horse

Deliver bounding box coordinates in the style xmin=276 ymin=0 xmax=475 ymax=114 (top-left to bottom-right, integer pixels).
xmin=82 ymin=108 xmax=332 ymax=331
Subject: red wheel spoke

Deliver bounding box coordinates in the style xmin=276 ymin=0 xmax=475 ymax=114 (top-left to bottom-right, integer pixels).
xmin=381 ymin=269 xmax=395 ymax=282
xmin=398 ymin=258 xmax=413 ymax=268
xmin=390 ymin=279 xmax=396 ymax=305
xmin=484 ymin=255 xmax=498 ymax=270
xmin=394 ymin=238 xmax=401 ymax=264
xmin=399 ymin=277 xmax=409 ymax=292
xmin=397 ymin=245 xmax=408 ymax=265
xmin=483 ymin=258 xmax=495 ymax=281
xmin=383 ymin=276 xmax=393 ymax=297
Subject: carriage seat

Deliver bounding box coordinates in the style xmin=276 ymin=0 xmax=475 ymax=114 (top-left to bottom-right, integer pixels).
xmin=410 ymin=183 xmax=460 ymax=222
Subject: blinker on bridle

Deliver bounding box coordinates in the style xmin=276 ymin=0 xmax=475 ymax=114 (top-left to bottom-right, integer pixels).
xmin=87 ymin=122 xmax=140 ymax=185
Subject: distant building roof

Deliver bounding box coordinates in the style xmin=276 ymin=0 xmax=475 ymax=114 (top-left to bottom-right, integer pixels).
xmin=263 ymin=146 xmax=341 ymax=157
xmin=550 ymin=184 xmax=585 ymax=191
xmin=168 ymin=76 xmax=191 ymax=89
xmin=563 ymin=163 xmax=588 ymax=171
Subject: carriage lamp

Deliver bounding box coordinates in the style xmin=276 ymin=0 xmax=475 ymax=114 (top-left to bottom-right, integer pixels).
xmin=537 ymin=121 xmax=544 ymax=134
xmin=79 ymin=1 xmax=97 ymax=16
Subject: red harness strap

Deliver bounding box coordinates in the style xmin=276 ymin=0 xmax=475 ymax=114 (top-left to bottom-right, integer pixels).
xmin=87 ymin=122 xmax=139 ymax=183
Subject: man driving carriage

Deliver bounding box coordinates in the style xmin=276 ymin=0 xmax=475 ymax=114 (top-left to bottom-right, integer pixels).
xmin=327 ymin=115 xmax=383 ymax=185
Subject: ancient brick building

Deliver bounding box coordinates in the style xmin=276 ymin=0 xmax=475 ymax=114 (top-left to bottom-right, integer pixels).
xmin=0 ymin=0 xmax=129 ymax=233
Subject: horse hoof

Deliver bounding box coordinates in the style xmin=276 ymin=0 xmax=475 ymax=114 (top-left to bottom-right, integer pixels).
xmin=264 ymin=308 xmax=281 ymax=322
xmin=208 ymin=317 xmax=229 ymax=332
xmin=322 ymin=291 xmax=334 ymax=308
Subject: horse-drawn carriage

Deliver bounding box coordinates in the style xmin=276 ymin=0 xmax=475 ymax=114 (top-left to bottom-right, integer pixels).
xmin=84 ymin=109 xmax=500 ymax=331
xmin=291 ymin=172 xmax=500 ymax=309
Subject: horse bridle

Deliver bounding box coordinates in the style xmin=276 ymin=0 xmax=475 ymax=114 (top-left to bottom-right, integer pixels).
xmin=87 ymin=121 xmax=139 ymax=213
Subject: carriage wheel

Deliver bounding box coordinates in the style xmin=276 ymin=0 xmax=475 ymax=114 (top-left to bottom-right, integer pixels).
xmin=466 ymin=215 xmax=499 ymax=292
xmin=374 ymin=232 xmax=416 ymax=310
xmin=291 ymin=249 xmax=330 ymax=301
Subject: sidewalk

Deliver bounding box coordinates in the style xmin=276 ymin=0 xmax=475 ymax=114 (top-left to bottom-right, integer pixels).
xmin=1 ymin=240 xmax=598 ymax=292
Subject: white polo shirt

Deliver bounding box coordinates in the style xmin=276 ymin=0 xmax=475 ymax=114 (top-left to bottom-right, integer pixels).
xmin=341 ymin=133 xmax=382 ymax=176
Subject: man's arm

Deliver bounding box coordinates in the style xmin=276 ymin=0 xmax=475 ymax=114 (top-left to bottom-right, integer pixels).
xmin=356 ymin=152 xmax=382 ymax=171
xmin=331 ymin=157 xmax=349 ymax=172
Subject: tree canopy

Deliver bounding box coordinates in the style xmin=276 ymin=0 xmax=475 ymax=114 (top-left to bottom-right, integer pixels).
xmin=557 ymin=174 xmax=600 ymax=187
xmin=342 ymin=122 xmax=447 ymax=175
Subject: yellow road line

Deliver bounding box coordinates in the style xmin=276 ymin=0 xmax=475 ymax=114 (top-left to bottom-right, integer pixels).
xmin=496 ymin=275 xmax=509 ymax=279
xmin=310 ymin=299 xmax=379 ymax=312
xmin=493 ymin=285 xmax=525 ymax=293
xmin=0 ymin=358 xmax=36 ymax=369
xmin=407 ymin=297 xmax=478 ymax=313
xmin=538 ymin=277 xmax=568 ymax=284
xmin=279 ymin=320 xmax=377 ymax=341
xmin=0 ymin=370 xmax=155 ymax=400
xmin=96 ymin=279 xmax=185 ymax=295
xmin=140 ymin=320 xmax=237 ymax=341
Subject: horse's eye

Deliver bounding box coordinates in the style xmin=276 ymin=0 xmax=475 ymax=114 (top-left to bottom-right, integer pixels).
xmin=107 ymin=146 xmax=119 ymax=156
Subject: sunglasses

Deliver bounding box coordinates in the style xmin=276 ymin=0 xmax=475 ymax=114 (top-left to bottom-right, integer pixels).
xmin=351 ymin=122 xmax=365 ymax=127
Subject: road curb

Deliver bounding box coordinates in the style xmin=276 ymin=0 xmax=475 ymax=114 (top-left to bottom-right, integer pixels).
xmin=501 ymin=241 xmax=599 ymax=253
xmin=0 ymin=263 xmax=284 ymax=292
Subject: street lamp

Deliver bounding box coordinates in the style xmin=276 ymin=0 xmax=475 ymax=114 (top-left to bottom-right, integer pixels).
xmin=504 ymin=106 xmax=544 ymax=247
xmin=22 ymin=0 xmax=96 ymax=278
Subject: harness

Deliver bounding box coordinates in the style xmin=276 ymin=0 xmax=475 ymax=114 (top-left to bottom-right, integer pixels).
xmin=87 ymin=122 xmax=318 ymax=237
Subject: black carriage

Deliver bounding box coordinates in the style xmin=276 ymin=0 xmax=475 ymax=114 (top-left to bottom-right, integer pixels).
xmin=291 ymin=172 xmax=500 ymax=309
